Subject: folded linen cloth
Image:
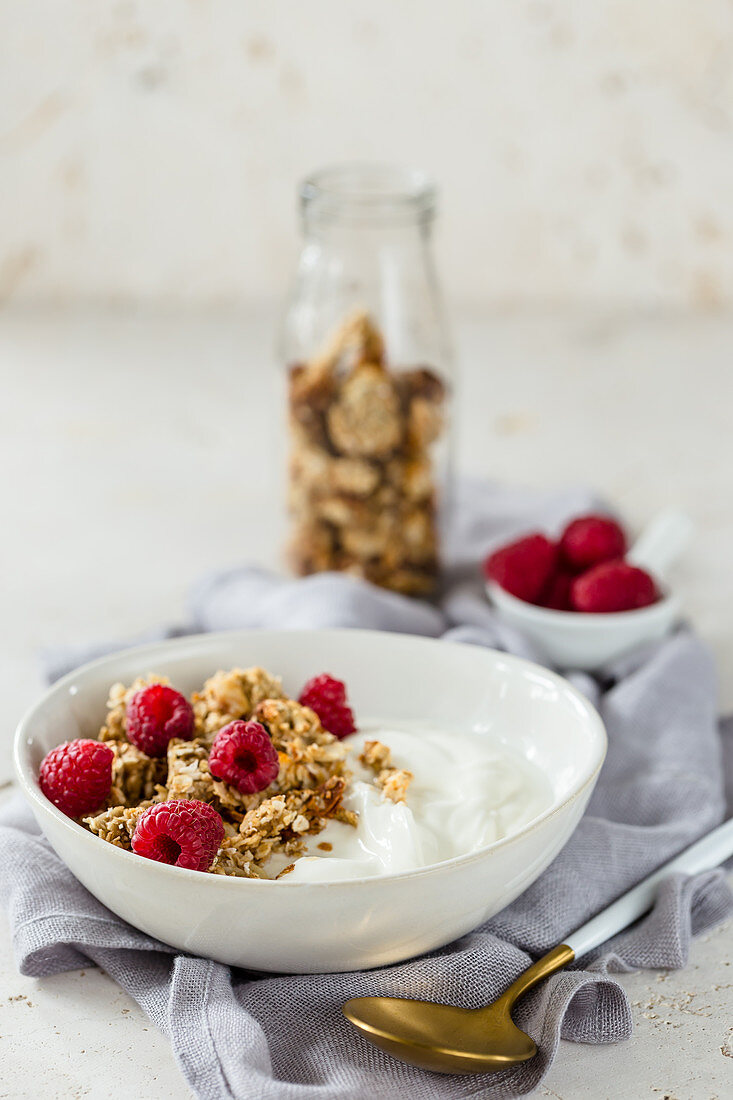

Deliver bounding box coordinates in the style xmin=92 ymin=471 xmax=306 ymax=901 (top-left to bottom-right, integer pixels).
xmin=2 ymin=481 xmax=732 ymax=1100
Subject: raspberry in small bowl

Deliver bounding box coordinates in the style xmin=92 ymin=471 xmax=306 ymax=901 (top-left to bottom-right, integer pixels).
xmin=483 ymin=511 xmax=690 ymax=670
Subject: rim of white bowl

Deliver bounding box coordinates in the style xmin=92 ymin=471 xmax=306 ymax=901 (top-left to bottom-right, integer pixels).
xmin=486 ymin=579 xmax=680 ymax=627
xmin=14 ymin=628 xmax=608 ymax=889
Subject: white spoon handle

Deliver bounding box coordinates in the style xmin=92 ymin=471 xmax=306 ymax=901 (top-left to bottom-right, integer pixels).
xmin=565 ymin=817 xmax=733 ymax=959
xmin=627 ymin=509 xmax=693 ymax=582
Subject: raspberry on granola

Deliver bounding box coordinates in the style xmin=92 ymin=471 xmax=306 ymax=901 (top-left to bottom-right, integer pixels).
xmin=254 ymin=697 xmax=348 ymax=790
xmin=98 ymin=674 xmax=170 ymax=742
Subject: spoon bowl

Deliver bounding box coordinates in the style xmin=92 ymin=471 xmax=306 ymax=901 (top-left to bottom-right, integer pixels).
xmin=344 ymin=944 xmax=574 ymax=1074
xmin=343 ymin=995 xmax=537 ymax=1074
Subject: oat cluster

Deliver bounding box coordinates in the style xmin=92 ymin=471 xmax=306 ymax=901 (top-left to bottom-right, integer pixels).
xmin=359 ymin=739 xmax=413 ymax=804
xmin=287 ymin=310 xmax=446 ymax=597
xmin=83 ymin=666 xmax=405 ymax=879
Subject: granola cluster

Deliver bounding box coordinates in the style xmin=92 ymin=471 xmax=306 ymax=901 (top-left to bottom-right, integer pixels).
xmin=359 ymin=740 xmax=413 ymax=804
xmin=287 ymin=310 xmax=446 ymax=597
xmin=82 ymin=666 xmax=406 ymax=878
xmin=191 ymin=666 xmax=286 ymax=740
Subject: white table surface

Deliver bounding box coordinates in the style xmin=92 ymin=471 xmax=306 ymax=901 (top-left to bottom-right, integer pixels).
xmin=1 ymin=307 xmax=731 ymax=1099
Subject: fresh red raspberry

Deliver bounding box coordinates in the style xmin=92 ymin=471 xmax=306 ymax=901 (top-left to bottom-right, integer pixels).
xmin=132 ymin=799 xmax=224 ymax=871
xmin=208 ymin=720 xmax=280 ymax=793
xmin=483 ymin=533 xmax=558 ymax=604
xmin=560 ymin=515 xmax=627 ymax=573
xmin=299 ymin=673 xmax=356 ymax=739
xmin=39 ymin=739 xmax=114 ymax=818
xmin=571 ymin=559 xmax=659 ymax=613
xmin=537 ymin=569 xmax=574 ymax=611
xmin=126 ymin=684 xmax=194 ymax=757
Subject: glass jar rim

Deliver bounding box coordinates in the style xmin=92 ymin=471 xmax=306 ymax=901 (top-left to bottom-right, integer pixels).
xmin=300 ymin=162 xmax=437 ymax=225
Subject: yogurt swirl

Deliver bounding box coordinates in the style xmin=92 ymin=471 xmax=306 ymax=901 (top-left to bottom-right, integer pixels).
xmin=282 ymin=720 xmax=553 ymax=882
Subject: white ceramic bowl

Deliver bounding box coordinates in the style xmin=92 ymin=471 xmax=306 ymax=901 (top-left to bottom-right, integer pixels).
xmin=15 ymin=629 xmax=606 ymax=973
xmin=486 ymin=580 xmax=681 ymax=671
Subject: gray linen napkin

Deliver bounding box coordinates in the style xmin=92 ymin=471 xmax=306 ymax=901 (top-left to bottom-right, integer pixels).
xmin=2 ymin=481 xmax=732 ymax=1100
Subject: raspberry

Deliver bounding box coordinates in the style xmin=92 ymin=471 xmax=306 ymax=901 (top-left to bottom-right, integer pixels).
xmin=39 ymin=739 xmax=114 ymax=818
xmin=299 ymin=673 xmax=356 ymax=739
xmin=208 ymin=720 xmax=280 ymax=793
xmin=483 ymin=533 xmax=558 ymax=604
xmin=126 ymin=684 xmax=194 ymax=757
xmin=537 ymin=569 xmax=574 ymax=611
xmin=560 ymin=515 xmax=626 ymax=573
xmin=132 ymin=799 xmax=224 ymax=871
xmin=571 ymin=559 xmax=659 ymax=613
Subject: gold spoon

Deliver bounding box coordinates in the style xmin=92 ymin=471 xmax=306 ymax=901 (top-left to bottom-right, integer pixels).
xmin=343 ymin=817 xmax=733 ymax=1074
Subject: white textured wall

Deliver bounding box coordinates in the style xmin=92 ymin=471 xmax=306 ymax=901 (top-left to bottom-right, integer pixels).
xmin=2 ymin=1 xmax=733 ymax=309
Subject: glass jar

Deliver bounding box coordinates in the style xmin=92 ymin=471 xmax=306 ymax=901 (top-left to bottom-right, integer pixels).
xmin=280 ymin=163 xmax=453 ymax=598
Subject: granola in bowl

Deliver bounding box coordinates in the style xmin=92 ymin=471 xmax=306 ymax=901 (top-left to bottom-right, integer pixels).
xmin=38 ymin=666 xmax=416 ymax=880
xmin=37 ymin=663 xmax=552 ymax=883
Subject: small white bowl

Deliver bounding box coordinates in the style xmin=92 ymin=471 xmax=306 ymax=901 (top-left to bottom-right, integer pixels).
xmin=486 ymin=581 xmax=681 ymax=671
xmin=15 ymin=629 xmax=606 ymax=973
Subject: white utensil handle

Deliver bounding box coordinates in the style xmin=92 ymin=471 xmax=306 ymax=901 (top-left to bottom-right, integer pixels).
xmin=566 ymin=817 xmax=733 ymax=959
xmin=627 ymin=510 xmax=693 ymax=582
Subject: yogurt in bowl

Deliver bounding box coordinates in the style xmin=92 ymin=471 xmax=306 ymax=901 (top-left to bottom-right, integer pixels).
xmin=284 ymin=723 xmax=553 ymax=882
xmin=14 ymin=629 xmax=606 ymax=972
